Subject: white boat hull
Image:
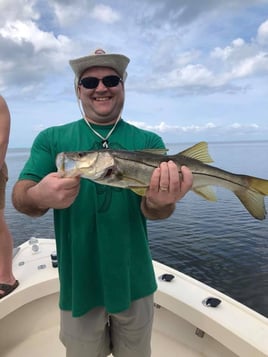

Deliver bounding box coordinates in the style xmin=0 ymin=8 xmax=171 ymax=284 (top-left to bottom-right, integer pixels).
xmin=0 ymin=238 xmax=267 ymax=356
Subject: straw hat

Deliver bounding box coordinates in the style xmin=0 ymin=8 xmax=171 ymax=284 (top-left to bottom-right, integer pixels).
xmin=69 ymin=49 xmax=130 ymax=81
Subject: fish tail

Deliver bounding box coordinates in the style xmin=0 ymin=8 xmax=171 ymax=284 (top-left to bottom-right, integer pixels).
xmin=234 ymin=176 xmax=268 ymax=220
xmin=248 ymin=176 xmax=268 ymax=196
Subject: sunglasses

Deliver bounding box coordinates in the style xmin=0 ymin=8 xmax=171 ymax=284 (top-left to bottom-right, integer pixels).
xmin=79 ymin=75 xmax=122 ymax=89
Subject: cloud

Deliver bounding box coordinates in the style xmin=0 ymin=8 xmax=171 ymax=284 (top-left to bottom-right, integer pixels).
xmin=0 ymin=0 xmax=39 ymax=25
xmin=1 ymin=1 xmax=268 ymax=96
xmin=211 ymin=38 xmax=246 ymax=61
xmin=132 ymin=16 xmax=268 ymax=94
xmin=91 ymin=4 xmax=121 ymax=24
xmin=0 ymin=17 xmax=73 ymax=93
xmin=257 ymin=19 xmax=268 ymax=45
xmin=1 ymin=0 xmax=268 ymax=146
xmin=127 ymin=120 xmax=261 ymax=136
xmin=230 ymin=123 xmax=259 ymax=130
xmin=127 ymin=120 xmax=212 ymax=133
xmin=52 ymin=2 xmax=121 ymax=28
xmin=0 ymin=20 xmax=70 ymax=52
xmin=210 ymin=22 xmax=268 ymax=82
xmin=231 ymin=52 xmax=268 ymax=78
xmin=164 ymin=64 xmax=215 ymax=87
xmin=52 ymin=0 xmax=92 ymax=27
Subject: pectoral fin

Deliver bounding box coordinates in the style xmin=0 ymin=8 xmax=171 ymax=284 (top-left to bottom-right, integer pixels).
xmin=130 ymin=187 xmax=148 ymax=196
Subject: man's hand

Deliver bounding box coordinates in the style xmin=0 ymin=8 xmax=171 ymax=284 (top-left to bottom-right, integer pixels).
xmin=29 ymin=172 xmax=81 ymax=210
xmin=12 ymin=172 xmax=81 ymax=217
xmin=141 ymin=161 xmax=193 ymax=220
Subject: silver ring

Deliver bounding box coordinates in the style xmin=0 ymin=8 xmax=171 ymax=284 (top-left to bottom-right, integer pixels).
xmin=159 ymin=186 xmax=169 ymax=192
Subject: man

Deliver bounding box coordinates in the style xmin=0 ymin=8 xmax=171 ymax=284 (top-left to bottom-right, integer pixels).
xmin=12 ymin=49 xmax=192 ymax=356
xmin=0 ymin=95 xmax=19 ymax=299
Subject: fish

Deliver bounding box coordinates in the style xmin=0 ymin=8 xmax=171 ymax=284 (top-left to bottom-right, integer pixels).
xmin=56 ymin=142 xmax=268 ymax=220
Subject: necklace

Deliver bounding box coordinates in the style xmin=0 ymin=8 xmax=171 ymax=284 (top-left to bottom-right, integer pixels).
xmin=77 ymin=98 xmax=122 ymax=148
xmin=83 ymin=115 xmax=121 ymax=148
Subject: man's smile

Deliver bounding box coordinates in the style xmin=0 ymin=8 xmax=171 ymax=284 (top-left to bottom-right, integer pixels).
xmin=94 ymin=97 xmax=111 ymax=101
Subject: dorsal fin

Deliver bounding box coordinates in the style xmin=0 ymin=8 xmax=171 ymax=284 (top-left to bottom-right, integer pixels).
xmin=178 ymin=142 xmax=214 ymax=163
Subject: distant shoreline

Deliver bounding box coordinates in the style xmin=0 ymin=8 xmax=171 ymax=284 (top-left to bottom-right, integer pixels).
xmin=7 ymin=139 xmax=268 ymax=151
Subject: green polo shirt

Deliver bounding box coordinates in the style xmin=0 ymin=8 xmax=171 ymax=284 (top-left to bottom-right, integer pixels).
xmin=19 ymin=119 xmax=165 ymax=317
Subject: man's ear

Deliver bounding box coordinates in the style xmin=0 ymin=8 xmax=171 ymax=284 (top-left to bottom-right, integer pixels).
xmin=76 ymin=85 xmax=81 ymax=99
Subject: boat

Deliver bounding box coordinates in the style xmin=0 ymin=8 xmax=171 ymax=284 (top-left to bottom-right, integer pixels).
xmin=0 ymin=238 xmax=267 ymax=357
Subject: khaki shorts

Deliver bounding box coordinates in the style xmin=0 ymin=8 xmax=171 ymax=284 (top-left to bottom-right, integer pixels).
xmin=0 ymin=162 xmax=8 ymax=209
xmin=60 ymin=294 xmax=154 ymax=357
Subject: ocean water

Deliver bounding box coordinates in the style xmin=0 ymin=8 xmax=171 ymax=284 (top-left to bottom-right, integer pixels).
xmin=5 ymin=141 xmax=268 ymax=318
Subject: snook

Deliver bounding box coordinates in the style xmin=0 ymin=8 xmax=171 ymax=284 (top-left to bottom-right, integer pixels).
xmin=56 ymin=142 xmax=268 ymax=220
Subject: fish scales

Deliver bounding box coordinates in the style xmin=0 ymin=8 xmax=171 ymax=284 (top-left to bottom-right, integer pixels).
xmin=56 ymin=142 xmax=268 ymax=220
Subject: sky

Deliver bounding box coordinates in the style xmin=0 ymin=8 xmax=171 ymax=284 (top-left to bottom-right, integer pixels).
xmin=0 ymin=0 xmax=268 ymax=148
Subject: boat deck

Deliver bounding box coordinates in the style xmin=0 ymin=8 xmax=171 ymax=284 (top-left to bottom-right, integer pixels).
xmin=1 ymin=239 xmax=268 ymax=357
xmin=1 ymin=325 xmax=201 ymax=357
xmin=1 ymin=298 xmax=201 ymax=357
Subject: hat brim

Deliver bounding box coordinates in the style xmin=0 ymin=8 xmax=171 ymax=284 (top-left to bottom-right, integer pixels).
xmin=69 ymin=53 xmax=130 ymax=80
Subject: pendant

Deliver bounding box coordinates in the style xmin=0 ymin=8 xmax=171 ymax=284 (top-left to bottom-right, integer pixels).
xmin=102 ymin=139 xmax=109 ymax=149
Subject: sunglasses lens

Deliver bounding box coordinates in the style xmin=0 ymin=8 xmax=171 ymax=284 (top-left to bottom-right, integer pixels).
xmin=102 ymin=76 xmax=121 ymax=87
xmin=79 ymin=76 xmax=121 ymax=89
xmin=80 ymin=77 xmax=99 ymax=89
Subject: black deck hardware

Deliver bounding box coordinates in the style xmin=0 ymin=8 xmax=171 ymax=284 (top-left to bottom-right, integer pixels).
xmin=51 ymin=252 xmax=58 ymax=268
xmin=159 ymin=274 xmax=175 ymax=282
xmin=202 ymin=297 xmax=222 ymax=308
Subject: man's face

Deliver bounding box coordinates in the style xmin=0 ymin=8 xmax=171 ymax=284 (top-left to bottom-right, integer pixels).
xmin=77 ymin=66 xmax=125 ymax=125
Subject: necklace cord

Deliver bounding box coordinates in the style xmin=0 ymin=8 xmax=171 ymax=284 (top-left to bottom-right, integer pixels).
xmin=77 ymin=98 xmax=122 ymax=148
